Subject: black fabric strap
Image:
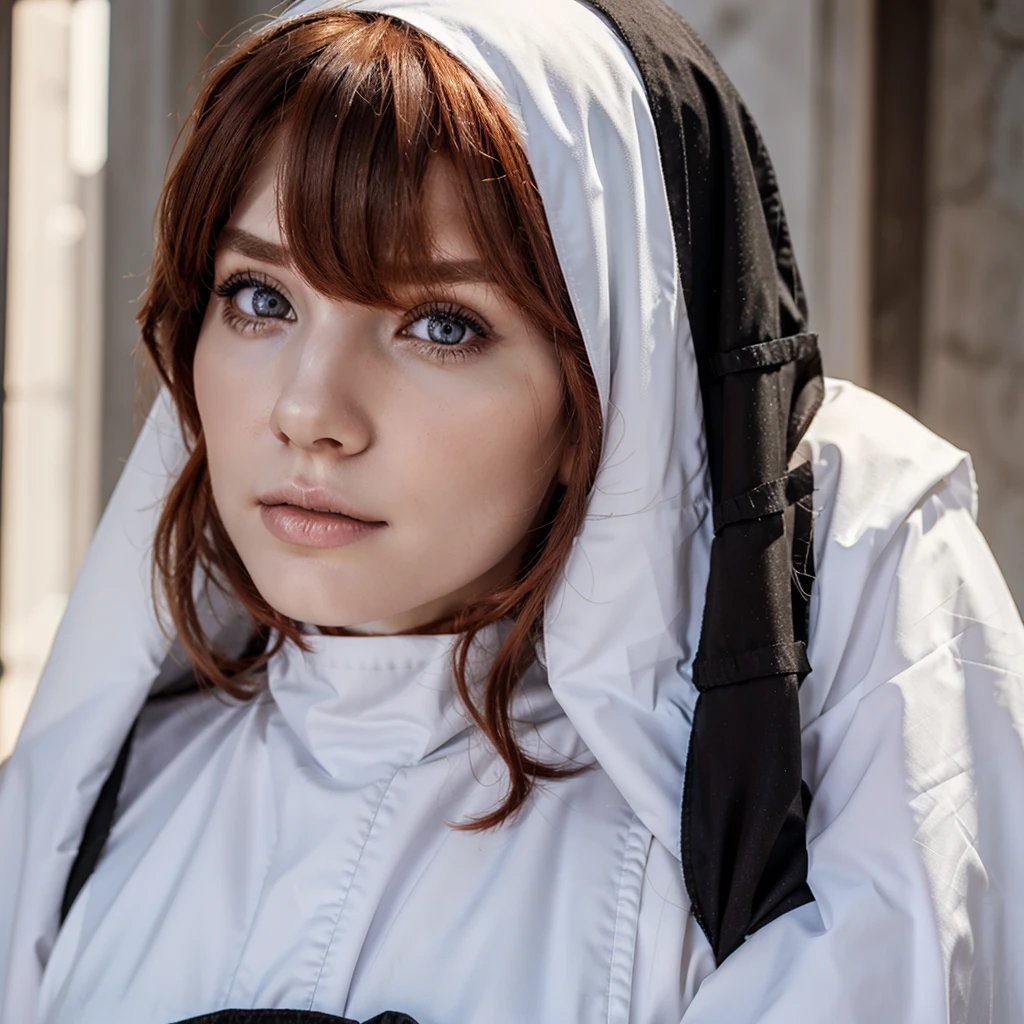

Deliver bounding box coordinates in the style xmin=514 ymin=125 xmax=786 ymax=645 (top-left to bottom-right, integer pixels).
xmin=693 ymin=641 xmax=811 ymax=692
xmin=60 ymin=719 xmax=138 ymax=925
xmin=712 ymin=461 xmax=814 ymax=534
xmin=587 ymin=0 xmax=821 ymax=964
xmin=172 ymin=1012 xmax=419 ymax=1024
xmin=707 ymin=333 xmax=818 ymax=378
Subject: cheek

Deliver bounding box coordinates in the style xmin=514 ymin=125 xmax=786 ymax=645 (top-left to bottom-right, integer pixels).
xmin=193 ymin=324 xmax=269 ymax=511
xmin=398 ymin=354 xmax=565 ymax=551
xmin=194 ymin=333 xmax=235 ymax=490
xmin=193 ymin=333 xmax=226 ymax=450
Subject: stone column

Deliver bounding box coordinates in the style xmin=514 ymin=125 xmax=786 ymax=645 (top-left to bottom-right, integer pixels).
xmin=920 ymin=0 xmax=1024 ymax=608
xmin=0 ymin=0 xmax=88 ymax=754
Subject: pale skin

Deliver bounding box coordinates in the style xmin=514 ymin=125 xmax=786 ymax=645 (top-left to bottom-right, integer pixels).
xmin=193 ymin=152 xmax=575 ymax=634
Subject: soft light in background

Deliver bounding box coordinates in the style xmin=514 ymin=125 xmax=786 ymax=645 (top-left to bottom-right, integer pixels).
xmin=0 ymin=0 xmax=1020 ymax=757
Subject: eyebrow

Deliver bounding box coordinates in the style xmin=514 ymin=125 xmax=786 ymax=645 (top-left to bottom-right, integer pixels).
xmin=423 ymin=259 xmax=496 ymax=285
xmin=217 ymin=227 xmax=289 ymax=267
xmin=217 ymin=227 xmax=496 ymax=286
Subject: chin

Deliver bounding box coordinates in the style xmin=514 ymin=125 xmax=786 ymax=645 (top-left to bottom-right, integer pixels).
xmin=258 ymin=585 xmax=372 ymax=628
xmin=241 ymin=556 xmax=369 ymax=627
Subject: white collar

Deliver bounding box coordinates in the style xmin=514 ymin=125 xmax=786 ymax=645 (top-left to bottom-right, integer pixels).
xmin=269 ymin=623 xmax=562 ymax=782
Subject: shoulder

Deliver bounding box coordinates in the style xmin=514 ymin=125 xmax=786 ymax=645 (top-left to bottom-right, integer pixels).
xmin=799 ymin=379 xmax=1022 ymax=730
xmin=677 ymin=384 xmax=1024 ymax=1020
xmin=799 ymin=379 xmax=1007 ymax=720
xmin=804 ymin=378 xmax=976 ymax=549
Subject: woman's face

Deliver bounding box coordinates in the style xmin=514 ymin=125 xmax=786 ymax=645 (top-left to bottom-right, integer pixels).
xmin=194 ymin=153 xmax=573 ymax=633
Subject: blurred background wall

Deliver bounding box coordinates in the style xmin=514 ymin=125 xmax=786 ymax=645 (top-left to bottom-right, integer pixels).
xmin=0 ymin=0 xmax=1020 ymax=756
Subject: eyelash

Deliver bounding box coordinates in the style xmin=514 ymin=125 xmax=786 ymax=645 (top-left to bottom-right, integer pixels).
xmin=213 ymin=271 xmax=293 ymax=335
xmin=212 ymin=270 xmax=494 ymax=363
xmin=398 ymin=300 xmax=492 ymax=363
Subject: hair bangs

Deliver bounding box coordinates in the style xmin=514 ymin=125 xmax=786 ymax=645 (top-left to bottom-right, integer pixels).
xmin=273 ymin=13 xmax=546 ymax=321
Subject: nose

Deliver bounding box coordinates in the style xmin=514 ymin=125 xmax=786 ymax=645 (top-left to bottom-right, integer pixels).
xmin=269 ymin=311 xmax=375 ymax=456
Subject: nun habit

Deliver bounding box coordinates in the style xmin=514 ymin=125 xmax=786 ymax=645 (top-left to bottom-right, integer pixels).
xmin=1 ymin=0 xmax=1023 ymax=1021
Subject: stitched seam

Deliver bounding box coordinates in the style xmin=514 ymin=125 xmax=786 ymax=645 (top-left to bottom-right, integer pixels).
xmin=307 ymin=766 xmax=403 ymax=1009
xmin=605 ymin=816 xmax=649 ymax=1024
xmin=694 ymin=640 xmax=810 ymax=690
xmin=605 ymin=818 xmax=632 ymax=1024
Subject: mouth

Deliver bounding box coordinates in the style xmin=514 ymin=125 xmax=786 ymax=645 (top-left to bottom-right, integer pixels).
xmin=257 ymin=485 xmax=387 ymax=549
xmin=258 ymin=484 xmax=382 ymax=520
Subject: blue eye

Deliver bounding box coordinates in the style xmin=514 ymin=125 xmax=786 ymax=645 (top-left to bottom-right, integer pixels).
xmin=424 ymin=313 xmax=466 ymax=345
xmin=214 ymin=272 xmax=295 ymax=325
xmin=242 ymin=286 xmax=291 ymax=319
xmin=403 ymin=304 xmax=488 ymax=348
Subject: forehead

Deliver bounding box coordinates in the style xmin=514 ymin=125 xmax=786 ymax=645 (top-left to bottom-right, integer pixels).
xmin=224 ymin=147 xmax=479 ymax=263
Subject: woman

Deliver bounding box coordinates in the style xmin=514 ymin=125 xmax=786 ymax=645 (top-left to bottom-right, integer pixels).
xmin=1 ymin=0 xmax=1022 ymax=1021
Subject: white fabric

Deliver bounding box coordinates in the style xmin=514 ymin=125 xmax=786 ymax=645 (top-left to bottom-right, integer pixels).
xmin=35 ymin=626 xmax=714 ymax=1023
xmin=0 ymin=0 xmax=1022 ymax=1019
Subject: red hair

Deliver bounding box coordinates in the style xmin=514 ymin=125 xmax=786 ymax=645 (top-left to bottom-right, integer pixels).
xmin=140 ymin=8 xmax=602 ymax=828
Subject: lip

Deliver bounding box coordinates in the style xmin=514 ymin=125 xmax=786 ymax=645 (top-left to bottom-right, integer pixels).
xmin=257 ymin=483 xmax=386 ymax=549
xmin=258 ymin=483 xmax=382 ymax=521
